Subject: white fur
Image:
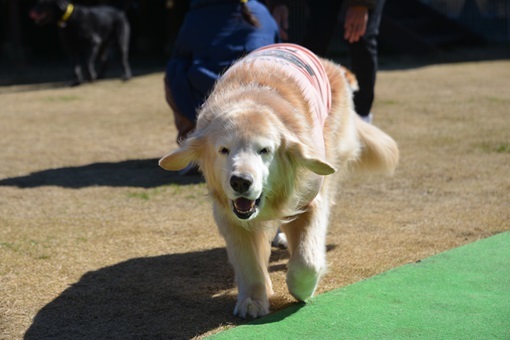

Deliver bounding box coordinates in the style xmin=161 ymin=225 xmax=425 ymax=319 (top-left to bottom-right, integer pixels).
xmin=159 ymin=55 xmax=399 ymax=319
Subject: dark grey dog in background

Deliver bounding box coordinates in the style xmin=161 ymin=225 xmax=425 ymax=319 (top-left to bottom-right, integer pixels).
xmin=30 ymin=0 xmax=132 ymax=86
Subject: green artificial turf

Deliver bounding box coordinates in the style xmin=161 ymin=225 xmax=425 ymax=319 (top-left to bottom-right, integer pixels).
xmin=211 ymin=232 xmax=510 ymax=339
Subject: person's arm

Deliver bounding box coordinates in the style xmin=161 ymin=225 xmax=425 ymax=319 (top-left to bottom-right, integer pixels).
xmin=265 ymin=0 xmax=289 ymax=40
xmin=344 ymin=5 xmax=369 ymax=43
xmin=344 ymin=0 xmax=378 ymax=43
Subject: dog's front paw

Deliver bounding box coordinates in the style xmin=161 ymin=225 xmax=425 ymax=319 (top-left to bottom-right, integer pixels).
xmin=287 ymin=260 xmax=324 ymax=301
xmin=234 ymin=297 xmax=269 ymax=319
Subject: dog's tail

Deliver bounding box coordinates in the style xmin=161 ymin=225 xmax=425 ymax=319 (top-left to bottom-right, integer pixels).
xmin=353 ymin=117 xmax=399 ymax=175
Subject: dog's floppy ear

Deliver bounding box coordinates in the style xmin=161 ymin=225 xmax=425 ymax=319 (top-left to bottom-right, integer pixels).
xmin=286 ymin=138 xmax=336 ymax=176
xmin=159 ymin=136 xmax=205 ymax=171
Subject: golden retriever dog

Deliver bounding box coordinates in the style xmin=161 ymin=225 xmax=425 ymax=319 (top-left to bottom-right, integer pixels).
xmin=159 ymin=43 xmax=398 ymax=319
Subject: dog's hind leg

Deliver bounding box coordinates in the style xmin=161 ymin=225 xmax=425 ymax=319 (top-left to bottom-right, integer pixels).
xmin=72 ymin=63 xmax=85 ymax=86
xmin=67 ymin=50 xmax=85 ymax=86
xmin=96 ymin=43 xmax=110 ymax=79
xmin=215 ymin=213 xmax=273 ymax=318
xmin=86 ymin=37 xmax=102 ymax=81
xmin=282 ymin=198 xmax=329 ymax=301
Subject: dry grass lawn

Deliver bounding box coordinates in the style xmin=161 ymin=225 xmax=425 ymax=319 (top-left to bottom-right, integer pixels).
xmin=1 ymin=55 xmax=509 ymax=339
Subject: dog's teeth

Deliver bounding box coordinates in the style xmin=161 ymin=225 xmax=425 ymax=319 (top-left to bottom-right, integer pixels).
xmin=234 ymin=198 xmax=255 ymax=212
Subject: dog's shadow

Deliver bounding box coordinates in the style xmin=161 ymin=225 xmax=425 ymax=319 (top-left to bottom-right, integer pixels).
xmin=0 ymin=158 xmax=203 ymax=188
xmin=24 ymin=247 xmax=294 ymax=339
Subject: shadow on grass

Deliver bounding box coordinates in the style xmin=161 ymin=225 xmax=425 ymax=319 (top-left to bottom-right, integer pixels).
xmin=24 ymin=248 xmax=237 ymax=339
xmin=0 ymin=158 xmax=203 ymax=188
xmin=24 ymin=247 xmax=297 ymax=339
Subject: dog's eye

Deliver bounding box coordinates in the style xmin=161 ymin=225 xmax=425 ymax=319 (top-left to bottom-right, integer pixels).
xmin=219 ymin=147 xmax=230 ymax=155
xmin=258 ymin=148 xmax=270 ymax=155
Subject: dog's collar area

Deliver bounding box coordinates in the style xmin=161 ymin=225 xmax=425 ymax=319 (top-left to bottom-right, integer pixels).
xmin=232 ymin=196 xmax=261 ymax=220
xmin=58 ymin=3 xmax=74 ymax=27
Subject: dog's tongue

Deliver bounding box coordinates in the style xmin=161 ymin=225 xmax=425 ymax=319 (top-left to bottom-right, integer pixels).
xmin=234 ymin=198 xmax=254 ymax=212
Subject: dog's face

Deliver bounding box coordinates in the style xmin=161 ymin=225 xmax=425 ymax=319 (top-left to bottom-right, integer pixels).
xmin=160 ymin=101 xmax=335 ymax=222
xmin=210 ymin=108 xmax=280 ymax=220
xmin=29 ymin=0 xmax=68 ymax=25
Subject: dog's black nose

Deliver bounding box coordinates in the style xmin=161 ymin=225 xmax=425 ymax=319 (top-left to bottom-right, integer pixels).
xmin=230 ymin=174 xmax=252 ymax=194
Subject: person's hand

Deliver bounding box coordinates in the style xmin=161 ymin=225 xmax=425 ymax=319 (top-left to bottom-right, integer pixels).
xmin=344 ymin=5 xmax=368 ymax=43
xmin=271 ymin=5 xmax=289 ymax=41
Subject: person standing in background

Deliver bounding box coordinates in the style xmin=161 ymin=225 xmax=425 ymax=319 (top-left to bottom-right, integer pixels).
xmin=164 ymin=0 xmax=280 ymax=144
xmin=270 ymin=0 xmax=385 ymax=123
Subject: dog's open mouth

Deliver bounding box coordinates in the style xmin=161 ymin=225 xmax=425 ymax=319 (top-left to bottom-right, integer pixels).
xmin=232 ymin=197 xmax=261 ymax=220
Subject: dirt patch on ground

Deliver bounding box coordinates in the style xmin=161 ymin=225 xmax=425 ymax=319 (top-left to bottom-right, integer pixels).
xmin=1 ymin=56 xmax=509 ymax=339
